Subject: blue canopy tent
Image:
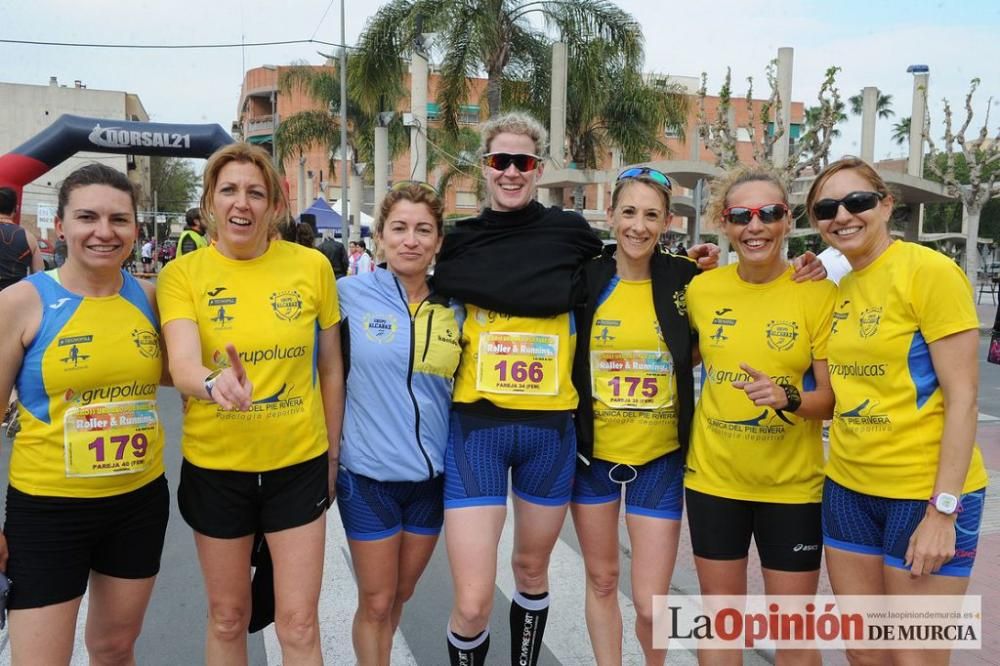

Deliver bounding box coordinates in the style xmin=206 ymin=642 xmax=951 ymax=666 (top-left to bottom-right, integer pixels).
xmin=297 ymin=197 xmax=371 ymax=238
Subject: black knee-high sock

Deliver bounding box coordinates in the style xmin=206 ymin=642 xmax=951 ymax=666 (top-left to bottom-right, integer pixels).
xmin=447 ymin=627 xmax=490 ymax=666
xmin=509 ymin=590 xmax=549 ymax=666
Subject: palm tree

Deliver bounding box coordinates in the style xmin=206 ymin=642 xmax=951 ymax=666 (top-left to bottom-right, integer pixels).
xmin=848 ymin=90 xmax=894 ymax=119
xmin=804 ymin=100 xmax=848 ymax=140
xmin=352 ymin=0 xmax=643 ymax=134
xmin=274 ymin=59 xmax=409 ymax=182
xmin=892 ymin=116 xmax=911 ymax=146
xmin=567 ymin=44 xmax=688 ymax=170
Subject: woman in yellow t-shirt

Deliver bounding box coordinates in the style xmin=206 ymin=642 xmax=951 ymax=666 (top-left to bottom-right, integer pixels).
xmin=0 ymin=164 xmax=168 ymax=663
xmin=158 ymin=143 xmax=344 ymax=663
xmin=809 ymin=157 xmax=987 ymax=665
xmin=687 ymin=167 xmax=836 ymax=664
xmin=570 ymin=168 xmax=699 ymax=665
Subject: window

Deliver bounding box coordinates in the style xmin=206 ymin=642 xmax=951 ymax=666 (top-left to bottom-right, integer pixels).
xmin=455 ymin=191 xmax=478 ymax=208
xmin=459 ymin=104 xmax=480 ymax=124
xmin=426 ymin=102 xmax=441 ymax=121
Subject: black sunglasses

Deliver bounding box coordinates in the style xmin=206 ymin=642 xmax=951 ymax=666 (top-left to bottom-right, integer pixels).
xmin=483 ymin=152 xmax=541 ymax=172
xmin=812 ymin=191 xmax=884 ymax=221
xmin=722 ymin=204 xmax=789 ymax=225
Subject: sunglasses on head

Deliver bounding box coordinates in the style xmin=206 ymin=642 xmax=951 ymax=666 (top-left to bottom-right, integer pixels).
xmin=617 ymin=167 xmax=672 ymax=190
xmin=482 ymin=152 xmax=541 ymax=172
xmin=812 ymin=191 xmax=884 ymax=221
xmin=390 ymin=180 xmax=438 ymax=196
xmin=722 ymin=203 xmax=789 ymax=225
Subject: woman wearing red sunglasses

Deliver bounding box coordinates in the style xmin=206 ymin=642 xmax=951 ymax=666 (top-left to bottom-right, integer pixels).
xmin=685 ymin=167 xmax=836 ymax=665
xmin=431 ymin=111 xmax=604 ymax=666
xmin=808 ymin=157 xmax=987 ymax=666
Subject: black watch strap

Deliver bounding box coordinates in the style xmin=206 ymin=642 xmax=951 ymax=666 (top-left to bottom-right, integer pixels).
xmin=777 ymin=383 xmax=802 ymax=413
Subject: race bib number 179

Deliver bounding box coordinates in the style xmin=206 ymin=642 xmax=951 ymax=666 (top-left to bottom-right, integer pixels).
xmin=64 ymin=401 xmax=158 ymax=478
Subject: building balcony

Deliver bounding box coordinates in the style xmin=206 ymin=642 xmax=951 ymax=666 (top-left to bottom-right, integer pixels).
xmin=246 ymin=115 xmax=275 ymax=133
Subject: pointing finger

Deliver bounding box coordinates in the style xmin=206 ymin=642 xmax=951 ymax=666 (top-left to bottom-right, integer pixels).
xmin=226 ymin=344 xmax=246 ymax=382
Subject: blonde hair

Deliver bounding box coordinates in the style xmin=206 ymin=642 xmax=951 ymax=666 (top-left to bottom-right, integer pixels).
xmin=705 ymin=166 xmax=789 ymax=228
xmin=805 ymin=157 xmax=892 ymax=228
xmin=200 ymin=143 xmax=288 ymax=237
xmin=480 ymin=111 xmax=548 ymax=156
xmin=610 ymin=176 xmax=672 ymax=213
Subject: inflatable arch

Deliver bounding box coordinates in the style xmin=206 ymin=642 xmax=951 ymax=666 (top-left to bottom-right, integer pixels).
xmin=0 ymin=114 xmax=233 ymax=223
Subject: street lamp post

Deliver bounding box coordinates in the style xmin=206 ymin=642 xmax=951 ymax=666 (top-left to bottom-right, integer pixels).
xmin=339 ymin=0 xmax=350 ymax=243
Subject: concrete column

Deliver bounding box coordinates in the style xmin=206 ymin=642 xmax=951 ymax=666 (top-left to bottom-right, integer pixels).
xmin=860 ymin=86 xmax=878 ymax=162
xmin=908 ymin=72 xmax=929 ymax=177
xmin=546 ymin=41 xmax=568 ymax=207
xmin=297 ymin=157 xmax=306 ymax=216
xmin=304 ymin=172 xmax=314 ymax=208
xmin=410 ymin=51 xmax=428 ymax=182
xmin=349 ymin=171 xmax=364 ymax=243
xmin=773 ymin=47 xmax=794 ymax=168
xmin=374 ymin=124 xmax=389 ymax=218
xmin=965 ymin=200 xmax=980 ymax=284
xmin=690 ymin=179 xmax=705 ymax=246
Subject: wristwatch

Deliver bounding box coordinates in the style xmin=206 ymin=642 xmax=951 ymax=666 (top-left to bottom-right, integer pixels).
xmin=204 ymin=368 xmax=223 ymax=399
xmin=777 ymin=383 xmax=802 ymax=413
xmin=929 ymin=492 xmax=962 ymax=515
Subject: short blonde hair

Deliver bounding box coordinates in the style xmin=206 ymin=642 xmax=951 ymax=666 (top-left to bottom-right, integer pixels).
xmin=705 ymin=166 xmax=789 ymax=228
xmin=480 ymin=111 xmax=548 ymax=156
xmin=200 ymin=143 xmax=288 ymax=237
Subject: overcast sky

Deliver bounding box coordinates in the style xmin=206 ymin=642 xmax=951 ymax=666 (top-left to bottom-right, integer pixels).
xmin=5 ymin=0 xmax=999 ymax=163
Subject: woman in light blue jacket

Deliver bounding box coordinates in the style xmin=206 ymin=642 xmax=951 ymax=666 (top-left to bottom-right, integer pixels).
xmin=335 ymin=182 xmax=462 ymax=665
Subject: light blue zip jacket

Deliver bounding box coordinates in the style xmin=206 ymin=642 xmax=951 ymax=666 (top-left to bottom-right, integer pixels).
xmin=338 ymin=268 xmax=463 ymax=481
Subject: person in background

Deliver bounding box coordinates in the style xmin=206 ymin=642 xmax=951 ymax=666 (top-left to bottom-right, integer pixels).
xmin=809 ymin=157 xmax=987 ymax=666
xmin=295 ymin=222 xmax=316 ymax=250
xmin=175 ymin=207 xmax=208 ymax=259
xmin=348 ymin=240 xmax=373 ymax=275
xmin=0 ymin=164 xmax=169 ymax=665
xmin=317 ymin=232 xmax=349 ymax=279
xmin=141 ymin=237 xmax=154 ymax=271
xmin=336 ymin=181 xmax=462 ymax=665
xmin=157 ymin=143 xmax=344 ymax=665
xmin=0 ymin=187 xmax=43 ymax=291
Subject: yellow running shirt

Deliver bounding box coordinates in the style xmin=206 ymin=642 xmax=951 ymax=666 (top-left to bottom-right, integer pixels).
xmin=686 ymin=264 xmax=836 ymax=503
xmin=157 ymin=241 xmax=339 ymax=472
xmin=590 ymin=278 xmax=679 ymax=464
xmin=12 ymin=271 xmax=164 ymax=498
xmin=452 ymin=306 xmax=578 ymax=411
xmin=826 ymin=241 xmax=988 ymax=498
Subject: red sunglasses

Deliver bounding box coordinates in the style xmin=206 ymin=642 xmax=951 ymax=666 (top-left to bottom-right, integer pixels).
xmin=722 ymin=204 xmax=789 ymax=225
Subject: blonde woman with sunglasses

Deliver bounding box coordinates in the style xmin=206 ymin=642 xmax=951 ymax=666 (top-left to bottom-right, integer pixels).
xmin=685 ymin=167 xmax=836 ymax=666
xmin=430 ymin=111 xmax=604 ymax=666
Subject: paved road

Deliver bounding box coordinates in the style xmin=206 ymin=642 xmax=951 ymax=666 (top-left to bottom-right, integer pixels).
xmin=0 ymin=332 xmax=997 ymax=664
